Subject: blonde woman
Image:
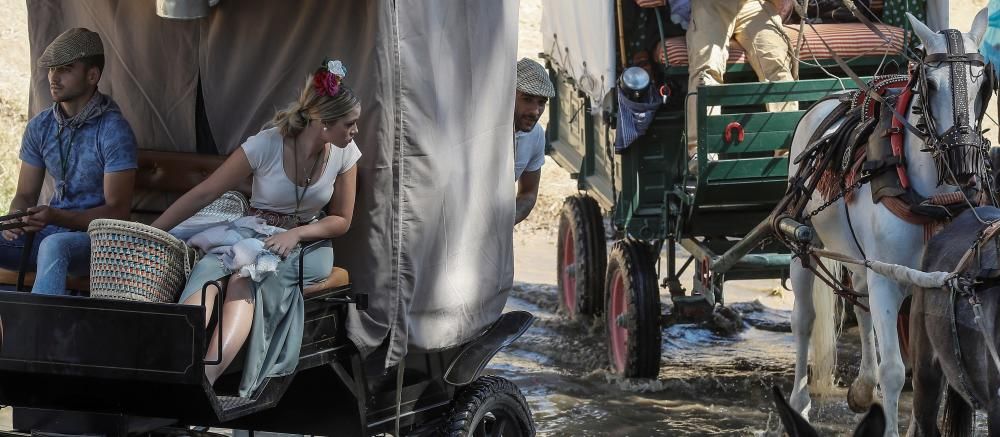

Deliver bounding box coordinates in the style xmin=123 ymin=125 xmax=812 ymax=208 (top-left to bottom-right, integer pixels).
xmin=152 ymin=59 xmax=360 ymax=396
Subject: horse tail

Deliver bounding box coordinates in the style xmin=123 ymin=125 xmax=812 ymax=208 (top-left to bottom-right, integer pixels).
xmin=808 ymin=259 xmax=841 ymax=397
xmin=942 ymin=386 xmax=974 ymax=437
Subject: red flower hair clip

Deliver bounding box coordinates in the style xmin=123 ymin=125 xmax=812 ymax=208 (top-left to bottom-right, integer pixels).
xmin=313 ymin=59 xmax=347 ymax=97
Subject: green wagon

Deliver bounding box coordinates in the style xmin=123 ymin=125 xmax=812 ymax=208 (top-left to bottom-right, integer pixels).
xmin=541 ymin=0 xmax=932 ymax=377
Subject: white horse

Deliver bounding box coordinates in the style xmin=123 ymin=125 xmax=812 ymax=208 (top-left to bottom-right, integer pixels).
xmin=786 ymin=10 xmax=991 ymax=436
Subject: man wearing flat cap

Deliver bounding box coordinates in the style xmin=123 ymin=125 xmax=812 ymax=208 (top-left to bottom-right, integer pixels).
xmin=0 ymin=28 xmax=137 ymax=295
xmin=514 ymin=57 xmax=555 ymax=224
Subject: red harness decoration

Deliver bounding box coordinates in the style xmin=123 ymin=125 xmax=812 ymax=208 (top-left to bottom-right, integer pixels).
xmin=890 ymin=84 xmax=914 ymax=190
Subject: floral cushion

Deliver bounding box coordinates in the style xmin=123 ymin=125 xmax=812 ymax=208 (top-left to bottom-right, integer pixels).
xmin=654 ymin=23 xmax=905 ymax=67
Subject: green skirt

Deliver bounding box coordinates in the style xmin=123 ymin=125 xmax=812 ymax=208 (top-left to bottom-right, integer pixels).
xmin=180 ymin=238 xmax=333 ymax=397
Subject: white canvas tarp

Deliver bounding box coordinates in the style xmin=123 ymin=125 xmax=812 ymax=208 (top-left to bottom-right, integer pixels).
xmin=27 ymin=0 xmax=517 ymax=367
xmin=541 ymin=0 xmax=616 ymax=106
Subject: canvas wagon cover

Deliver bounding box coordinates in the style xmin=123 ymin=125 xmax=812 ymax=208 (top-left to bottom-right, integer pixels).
xmin=27 ymin=0 xmax=517 ymax=367
xmin=541 ymin=0 xmax=616 ymax=106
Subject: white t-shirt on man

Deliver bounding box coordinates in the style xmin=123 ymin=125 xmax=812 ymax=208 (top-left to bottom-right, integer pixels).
xmin=514 ymin=123 xmax=545 ymax=181
xmin=242 ymin=127 xmax=362 ymax=222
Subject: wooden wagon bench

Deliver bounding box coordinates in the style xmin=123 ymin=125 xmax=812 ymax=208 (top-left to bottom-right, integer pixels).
xmin=0 ymin=150 xmax=349 ymax=297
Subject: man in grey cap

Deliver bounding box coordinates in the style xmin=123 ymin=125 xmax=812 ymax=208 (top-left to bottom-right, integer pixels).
xmin=514 ymin=57 xmax=555 ymax=224
xmin=0 ymin=28 xmax=137 ymax=295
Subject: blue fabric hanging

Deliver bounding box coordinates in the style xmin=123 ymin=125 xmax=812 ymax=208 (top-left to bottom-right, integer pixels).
xmin=614 ymin=85 xmax=661 ymax=152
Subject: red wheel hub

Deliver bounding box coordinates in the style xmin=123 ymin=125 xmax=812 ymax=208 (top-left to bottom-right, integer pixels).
xmin=608 ymin=270 xmax=628 ymax=373
xmin=560 ymin=226 xmax=577 ymax=317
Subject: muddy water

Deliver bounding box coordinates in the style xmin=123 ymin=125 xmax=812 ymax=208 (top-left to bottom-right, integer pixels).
xmin=497 ymin=237 xmax=916 ymax=436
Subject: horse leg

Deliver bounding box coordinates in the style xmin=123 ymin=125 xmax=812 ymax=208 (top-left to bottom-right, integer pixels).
xmin=849 ymin=278 xmax=879 ymax=413
xmin=867 ymin=274 xmax=907 ymax=437
xmin=988 ymin=396 xmax=1000 ymax=437
xmin=906 ymin=293 xmax=943 ymax=437
xmin=789 ymin=257 xmax=816 ymax=417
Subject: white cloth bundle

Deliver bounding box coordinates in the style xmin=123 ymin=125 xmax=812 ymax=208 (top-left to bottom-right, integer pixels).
xmin=186 ymin=216 xmax=286 ymax=281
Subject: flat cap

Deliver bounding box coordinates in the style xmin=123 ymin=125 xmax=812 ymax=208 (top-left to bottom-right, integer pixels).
xmin=516 ymin=58 xmax=555 ymax=98
xmin=38 ymin=28 xmax=104 ymax=68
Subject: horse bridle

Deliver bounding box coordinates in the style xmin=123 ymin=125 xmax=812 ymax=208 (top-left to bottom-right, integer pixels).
xmin=915 ymin=29 xmax=994 ymax=184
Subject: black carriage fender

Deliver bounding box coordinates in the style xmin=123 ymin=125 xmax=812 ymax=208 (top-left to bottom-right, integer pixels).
xmin=443 ymin=311 xmax=535 ymax=386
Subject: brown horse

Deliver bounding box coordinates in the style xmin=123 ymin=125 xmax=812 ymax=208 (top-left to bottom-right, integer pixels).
xmin=910 ymin=207 xmax=1000 ymax=436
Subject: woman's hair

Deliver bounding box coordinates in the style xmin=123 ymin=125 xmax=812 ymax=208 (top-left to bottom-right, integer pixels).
xmin=269 ymin=72 xmax=360 ymax=137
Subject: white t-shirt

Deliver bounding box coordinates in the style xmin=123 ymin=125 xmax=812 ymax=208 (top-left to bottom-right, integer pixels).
xmin=514 ymin=123 xmax=545 ymax=181
xmin=241 ymin=127 xmax=361 ymax=222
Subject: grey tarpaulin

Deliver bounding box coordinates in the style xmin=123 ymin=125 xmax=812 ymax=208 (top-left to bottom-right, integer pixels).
xmin=27 ymin=0 xmax=517 ymax=368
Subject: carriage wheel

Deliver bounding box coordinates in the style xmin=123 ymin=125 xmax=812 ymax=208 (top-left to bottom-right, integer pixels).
xmin=440 ymin=375 xmax=535 ymax=437
xmin=605 ymin=239 xmax=662 ymax=378
xmin=556 ymin=194 xmax=607 ymax=319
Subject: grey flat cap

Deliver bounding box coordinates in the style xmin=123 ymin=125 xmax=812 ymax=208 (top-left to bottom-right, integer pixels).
xmin=38 ymin=28 xmax=104 ymax=68
xmin=516 ymin=58 xmax=555 ymax=98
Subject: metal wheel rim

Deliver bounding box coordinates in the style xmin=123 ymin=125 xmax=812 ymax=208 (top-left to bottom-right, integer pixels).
xmin=473 ymin=409 xmax=525 ymax=437
xmin=609 ymin=268 xmax=628 ymax=373
xmin=560 ymin=224 xmax=578 ymax=317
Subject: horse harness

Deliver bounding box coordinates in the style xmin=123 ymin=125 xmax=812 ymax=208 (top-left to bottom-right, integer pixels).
xmin=771 ymin=29 xmax=998 ymax=312
xmin=943 ymin=219 xmax=1000 ymax=408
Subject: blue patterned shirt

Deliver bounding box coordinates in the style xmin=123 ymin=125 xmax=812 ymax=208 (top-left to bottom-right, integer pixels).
xmin=19 ymin=99 xmax=138 ymax=211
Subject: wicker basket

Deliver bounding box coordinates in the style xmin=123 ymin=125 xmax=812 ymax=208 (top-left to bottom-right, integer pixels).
xmin=88 ymin=219 xmax=196 ymax=303
xmin=199 ymin=190 xmax=249 ymax=221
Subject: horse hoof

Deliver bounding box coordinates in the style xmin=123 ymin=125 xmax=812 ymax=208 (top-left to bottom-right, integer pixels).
xmin=847 ymin=382 xmax=874 ymax=413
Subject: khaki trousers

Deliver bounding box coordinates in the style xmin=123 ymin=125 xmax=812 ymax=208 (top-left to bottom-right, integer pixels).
xmin=685 ymin=0 xmax=795 ymax=154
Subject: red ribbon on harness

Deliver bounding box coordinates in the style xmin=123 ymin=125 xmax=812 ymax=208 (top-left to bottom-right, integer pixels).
xmin=890 ymin=85 xmax=914 ymax=189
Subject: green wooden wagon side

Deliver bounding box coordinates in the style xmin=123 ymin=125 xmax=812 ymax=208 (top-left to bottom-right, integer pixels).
xmin=542 ymin=0 xmax=927 ymax=377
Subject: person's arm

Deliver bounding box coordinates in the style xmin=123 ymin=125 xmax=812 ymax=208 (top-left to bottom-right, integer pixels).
xmin=264 ymin=165 xmax=358 ymax=257
xmin=515 ymin=169 xmax=540 ymax=225
xmin=24 ymin=170 xmax=137 ymax=231
xmin=151 ymin=148 xmax=253 ymax=231
xmin=3 ymin=162 xmax=45 ymax=240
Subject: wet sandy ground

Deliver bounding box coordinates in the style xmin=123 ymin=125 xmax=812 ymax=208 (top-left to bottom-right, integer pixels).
xmin=493 ymin=235 xmax=920 ymax=436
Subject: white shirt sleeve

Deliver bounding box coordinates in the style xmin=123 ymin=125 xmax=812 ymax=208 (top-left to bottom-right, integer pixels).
xmin=339 ymin=141 xmax=363 ymax=174
xmin=524 ymin=126 xmax=546 ymax=173
xmin=240 ymin=129 xmax=274 ymax=171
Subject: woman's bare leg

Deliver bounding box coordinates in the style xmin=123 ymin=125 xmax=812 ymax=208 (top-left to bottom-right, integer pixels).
xmin=204 ymin=274 xmax=255 ymax=385
xmin=183 ymin=282 xmax=221 ymax=329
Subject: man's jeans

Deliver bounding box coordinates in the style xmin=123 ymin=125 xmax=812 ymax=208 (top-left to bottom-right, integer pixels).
xmin=0 ymin=226 xmax=90 ymax=295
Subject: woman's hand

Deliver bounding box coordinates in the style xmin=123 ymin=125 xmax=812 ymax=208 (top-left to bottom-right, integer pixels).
xmin=264 ymin=229 xmax=302 ymax=258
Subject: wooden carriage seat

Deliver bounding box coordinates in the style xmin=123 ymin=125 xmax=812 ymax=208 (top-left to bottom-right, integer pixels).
xmin=0 ymin=150 xmax=349 ymax=295
xmin=654 ymin=23 xmax=905 ymax=68
xmin=303 ymin=267 xmax=350 ymax=297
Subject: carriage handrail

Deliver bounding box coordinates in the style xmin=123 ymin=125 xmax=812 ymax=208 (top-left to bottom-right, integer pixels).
xmin=201 ymin=278 xmax=227 ymax=366
xmin=0 ymin=210 xmax=29 ymax=231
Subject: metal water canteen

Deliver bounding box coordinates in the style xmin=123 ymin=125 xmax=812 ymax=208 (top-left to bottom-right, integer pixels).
xmin=619 ymin=66 xmax=651 ymax=102
xmin=156 ymin=0 xmax=221 ymax=20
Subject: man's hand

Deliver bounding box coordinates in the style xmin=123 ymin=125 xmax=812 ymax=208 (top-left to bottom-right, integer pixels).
xmin=1 ymin=211 xmax=26 ymax=241
xmin=635 ymin=0 xmax=667 ymax=8
xmin=24 ymin=205 xmax=58 ymax=232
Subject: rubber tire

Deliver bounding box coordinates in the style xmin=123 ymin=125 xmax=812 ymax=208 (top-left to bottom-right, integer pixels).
xmin=439 ymin=375 xmax=536 ymax=437
xmin=604 ymin=239 xmax=662 ymax=378
xmin=556 ymin=194 xmax=607 ymax=319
